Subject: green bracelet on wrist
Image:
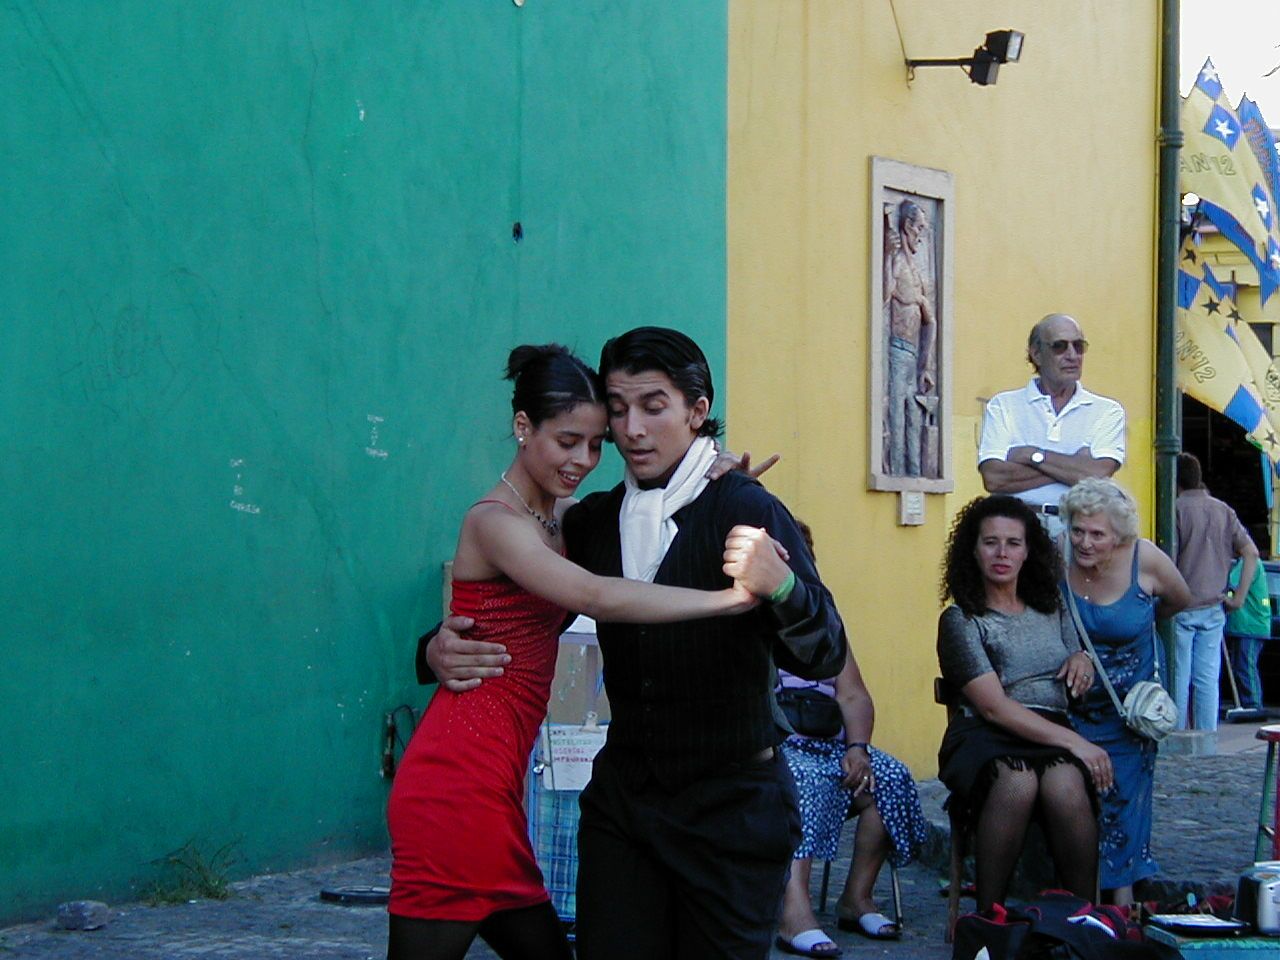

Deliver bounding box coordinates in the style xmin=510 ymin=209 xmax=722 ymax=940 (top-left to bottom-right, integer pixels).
xmin=845 ymin=741 xmax=869 ymax=752
xmin=767 ymin=570 xmax=796 ymax=605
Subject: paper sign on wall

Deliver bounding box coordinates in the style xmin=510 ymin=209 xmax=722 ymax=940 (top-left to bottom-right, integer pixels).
xmin=538 ymin=723 xmax=607 ymax=791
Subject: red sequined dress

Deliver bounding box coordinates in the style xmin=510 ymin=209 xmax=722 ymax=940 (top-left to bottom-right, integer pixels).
xmin=387 ymin=567 xmax=566 ymax=921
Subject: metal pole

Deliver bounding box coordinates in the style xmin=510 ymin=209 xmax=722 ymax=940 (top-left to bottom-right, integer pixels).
xmin=1155 ymin=0 xmax=1182 ymax=658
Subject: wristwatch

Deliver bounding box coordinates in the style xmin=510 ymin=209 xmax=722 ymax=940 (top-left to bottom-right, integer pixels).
xmin=1030 ymin=448 xmax=1046 ymax=464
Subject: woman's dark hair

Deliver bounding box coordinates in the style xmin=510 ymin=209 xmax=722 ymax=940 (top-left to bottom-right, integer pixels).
xmin=940 ymin=495 xmax=1063 ymax=617
xmin=1176 ymin=451 xmax=1204 ymax=491
xmin=505 ymin=344 xmax=603 ymax=425
xmin=597 ymin=326 xmax=723 ymax=438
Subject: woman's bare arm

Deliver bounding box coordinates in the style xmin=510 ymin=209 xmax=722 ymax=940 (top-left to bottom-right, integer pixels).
xmin=470 ymin=506 xmax=756 ymax=623
xmin=832 ymin=650 xmax=875 ymax=793
xmin=1138 ymin=539 xmax=1191 ymax=619
xmin=832 ymin=652 xmax=874 ymax=745
xmin=961 ymin=673 xmax=1113 ymax=791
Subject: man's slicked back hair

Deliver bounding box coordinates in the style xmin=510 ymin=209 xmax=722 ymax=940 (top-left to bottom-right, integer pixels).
xmin=598 ymin=326 xmax=723 ymax=438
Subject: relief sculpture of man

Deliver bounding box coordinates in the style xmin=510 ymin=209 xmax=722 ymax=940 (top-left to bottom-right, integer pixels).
xmin=884 ymin=199 xmax=937 ymax=477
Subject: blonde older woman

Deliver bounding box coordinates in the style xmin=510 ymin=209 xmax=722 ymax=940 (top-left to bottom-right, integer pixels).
xmin=1059 ymin=478 xmax=1190 ymax=906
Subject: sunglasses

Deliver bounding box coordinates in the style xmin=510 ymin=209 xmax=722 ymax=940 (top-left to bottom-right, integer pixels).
xmin=1044 ymin=338 xmax=1089 ymax=356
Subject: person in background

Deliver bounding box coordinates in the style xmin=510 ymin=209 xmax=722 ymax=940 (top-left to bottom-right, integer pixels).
xmin=1173 ymin=452 xmax=1258 ymax=731
xmin=774 ymin=523 xmax=927 ymax=958
xmin=977 ymin=314 xmax=1125 ymax=538
xmin=1226 ymin=540 xmax=1271 ymax=713
xmin=937 ymin=495 xmax=1109 ymax=912
xmin=1061 ymin=478 xmax=1190 ymax=905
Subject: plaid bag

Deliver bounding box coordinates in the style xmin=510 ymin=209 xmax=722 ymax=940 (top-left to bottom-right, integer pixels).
xmin=525 ymin=759 xmax=580 ymax=922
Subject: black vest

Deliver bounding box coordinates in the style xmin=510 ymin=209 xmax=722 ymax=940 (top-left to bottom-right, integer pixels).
xmin=567 ymin=473 xmax=804 ymax=790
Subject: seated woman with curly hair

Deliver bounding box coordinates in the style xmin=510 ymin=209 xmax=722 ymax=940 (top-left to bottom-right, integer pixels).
xmin=937 ymin=495 xmax=1112 ymax=910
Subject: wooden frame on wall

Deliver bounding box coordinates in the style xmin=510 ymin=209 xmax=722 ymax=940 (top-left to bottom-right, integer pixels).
xmin=868 ymin=156 xmax=955 ymax=493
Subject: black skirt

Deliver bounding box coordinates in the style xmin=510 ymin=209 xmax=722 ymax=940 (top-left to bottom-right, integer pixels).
xmin=937 ymin=709 xmax=1097 ymax=827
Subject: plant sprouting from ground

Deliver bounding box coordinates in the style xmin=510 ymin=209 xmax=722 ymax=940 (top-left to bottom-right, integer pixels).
xmin=141 ymin=839 xmax=239 ymax=904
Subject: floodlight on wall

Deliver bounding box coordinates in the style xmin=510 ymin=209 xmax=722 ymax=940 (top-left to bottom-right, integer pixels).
xmin=905 ymin=29 xmax=1025 ymax=86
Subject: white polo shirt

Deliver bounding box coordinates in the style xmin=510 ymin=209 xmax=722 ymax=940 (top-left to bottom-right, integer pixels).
xmin=978 ymin=378 xmax=1126 ymax=511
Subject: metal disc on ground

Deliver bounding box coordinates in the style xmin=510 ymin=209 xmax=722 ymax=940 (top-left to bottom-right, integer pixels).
xmin=318 ymin=885 xmax=390 ymax=906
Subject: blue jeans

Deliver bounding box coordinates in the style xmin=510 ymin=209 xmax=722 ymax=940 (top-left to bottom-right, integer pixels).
xmin=1173 ymin=605 xmax=1226 ymax=730
xmin=1228 ymin=634 xmax=1266 ymax=710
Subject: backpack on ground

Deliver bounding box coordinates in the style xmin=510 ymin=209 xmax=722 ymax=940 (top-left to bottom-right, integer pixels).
xmin=952 ymin=890 xmax=1179 ymax=960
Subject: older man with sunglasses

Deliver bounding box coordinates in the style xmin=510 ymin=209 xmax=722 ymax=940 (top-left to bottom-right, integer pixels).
xmin=977 ymin=313 xmax=1126 ymax=536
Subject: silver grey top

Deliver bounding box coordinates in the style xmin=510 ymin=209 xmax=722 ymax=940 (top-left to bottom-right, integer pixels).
xmin=937 ymin=604 xmax=1081 ymax=715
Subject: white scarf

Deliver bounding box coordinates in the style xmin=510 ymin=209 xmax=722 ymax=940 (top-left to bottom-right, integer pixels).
xmin=619 ymin=436 xmax=719 ymax=582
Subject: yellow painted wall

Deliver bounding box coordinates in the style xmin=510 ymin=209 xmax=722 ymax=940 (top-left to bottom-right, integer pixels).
xmin=727 ymin=2 xmax=1159 ymax=774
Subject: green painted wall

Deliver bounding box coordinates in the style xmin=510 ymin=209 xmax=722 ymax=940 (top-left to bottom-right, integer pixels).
xmin=0 ymin=1 xmax=725 ymax=921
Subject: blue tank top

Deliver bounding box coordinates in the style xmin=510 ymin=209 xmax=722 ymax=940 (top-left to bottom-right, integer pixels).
xmin=1065 ymin=543 xmax=1157 ymax=714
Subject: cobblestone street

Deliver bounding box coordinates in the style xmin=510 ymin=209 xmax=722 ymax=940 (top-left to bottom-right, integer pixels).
xmin=1 ymin=724 xmax=1270 ymax=959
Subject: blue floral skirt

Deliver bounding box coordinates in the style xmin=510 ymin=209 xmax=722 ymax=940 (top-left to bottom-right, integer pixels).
xmin=780 ymin=737 xmax=928 ymax=864
xmin=1072 ymin=705 xmax=1159 ymax=890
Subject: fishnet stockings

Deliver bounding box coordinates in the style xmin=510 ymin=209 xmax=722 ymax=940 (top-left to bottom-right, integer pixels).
xmin=973 ymin=759 xmax=1097 ymax=910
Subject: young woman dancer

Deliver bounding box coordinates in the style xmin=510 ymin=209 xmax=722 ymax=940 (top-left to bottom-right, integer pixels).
xmin=387 ymin=345 xmax=760 ymax=960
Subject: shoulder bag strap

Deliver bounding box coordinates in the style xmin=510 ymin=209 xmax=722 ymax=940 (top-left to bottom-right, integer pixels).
xmin=1135 ymin=542 xmax=1166 ymax=686
xmin=1063 ymin=538 xmax=1128 ymax=718
xmin=1148 ymin=623 xmax=1165 ymax=685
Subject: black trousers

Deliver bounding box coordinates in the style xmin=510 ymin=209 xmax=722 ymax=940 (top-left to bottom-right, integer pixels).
xmin=575 ymin=749 xmax=801 ymax=960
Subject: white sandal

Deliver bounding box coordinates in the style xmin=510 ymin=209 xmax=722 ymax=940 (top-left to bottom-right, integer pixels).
xmin=775 ymin=928 xmax=842 ymax=957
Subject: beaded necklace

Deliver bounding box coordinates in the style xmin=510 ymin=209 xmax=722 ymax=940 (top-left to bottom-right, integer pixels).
xmin=500 ymin=472 xmax=560 ymax=536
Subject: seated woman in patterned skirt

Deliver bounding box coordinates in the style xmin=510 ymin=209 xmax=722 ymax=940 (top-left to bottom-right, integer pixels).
xmin=774 ymin=523 xmax=928 ymax=958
